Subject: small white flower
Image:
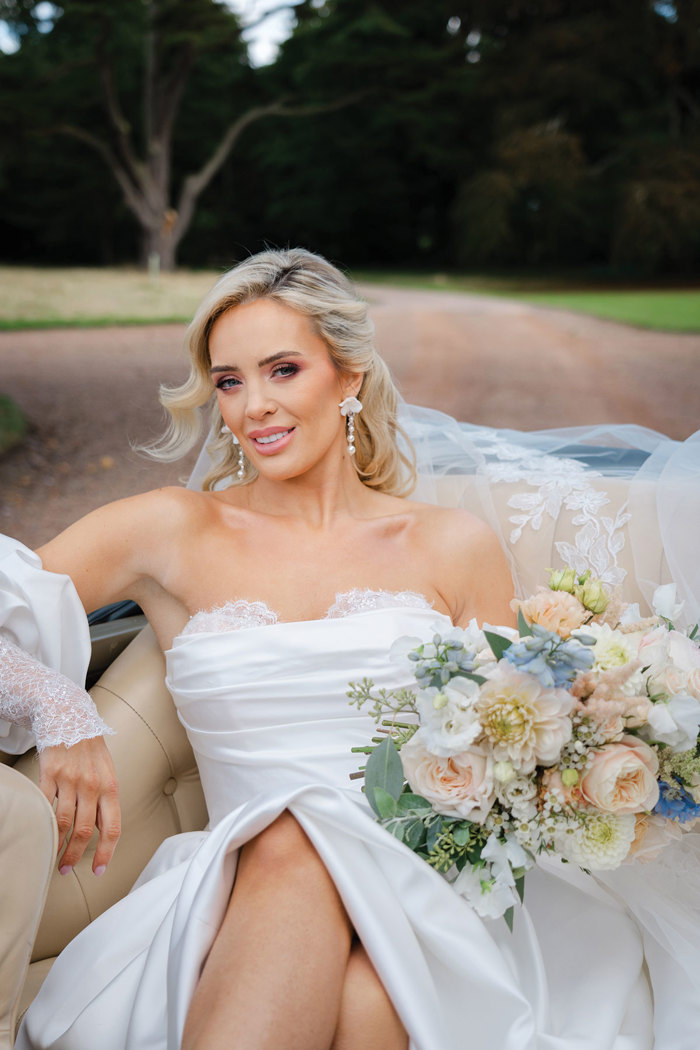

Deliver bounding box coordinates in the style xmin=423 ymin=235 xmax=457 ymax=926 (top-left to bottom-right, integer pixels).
xmin=586 ymin=623 xmax=639 ymax=675
xmin=453 ymin=863 xmax=518 ymax=920
xmin=442 ymin=619 xmax=487 ymax=652
xmin=416 ymin=677 xmax=481 ymax=757
xmin=481 ymin=832 xmax=532 ymax=881
xmin=652 ymin=583 xmax=684 ymax=622
xmin=389 ymin=634 xmax=424 ymax=666
xmin=497 ymin=774 xmax=538 ymax=810
xmin=644 ymin=694 xmax=700 ymax=752
xmin=493 ymin=760 xmax=517 ymax=784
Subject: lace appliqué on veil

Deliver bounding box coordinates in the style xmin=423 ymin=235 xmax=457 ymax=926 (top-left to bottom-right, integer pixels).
xmin=182 ymin=589 xmax=433 ymax=636
xmin=472 ymin=431 xmax=631 ymax=588
xmin=0 ymin=634 xmax=114 ymax=751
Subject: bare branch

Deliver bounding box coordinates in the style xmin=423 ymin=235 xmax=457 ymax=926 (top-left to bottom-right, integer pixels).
xmin=173 ymin=90 xmax=368 ymax=241
xmin=55 ymin=125 xmax=155 ymax=229
xmin=98 ymin=61 xmax=150 ymax=193
xmin=153 ymin=42 xmax=196 ymax=145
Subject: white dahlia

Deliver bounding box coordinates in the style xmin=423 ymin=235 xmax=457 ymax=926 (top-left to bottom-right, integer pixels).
xmin=554 ymin=812 xmax=636 ymax=870
xmin=475 ymin=664 xmax=573 ymax=773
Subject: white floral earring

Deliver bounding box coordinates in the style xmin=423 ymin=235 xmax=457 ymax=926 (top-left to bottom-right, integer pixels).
xmin=338 ymin=395 xmax=363 ymax=456
xmin=220 ymin=424 xmax=246 ymax=479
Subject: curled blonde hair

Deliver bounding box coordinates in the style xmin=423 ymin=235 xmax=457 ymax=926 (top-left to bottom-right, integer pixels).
xmin=150 ymin=247 xmax=416 ymax=495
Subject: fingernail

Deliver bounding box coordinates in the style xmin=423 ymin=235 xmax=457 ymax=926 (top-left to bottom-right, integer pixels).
xmin=59 ymin=865 xmax=72 ymax=876
xmin=94 ymin=865 xmax=106 ymax=877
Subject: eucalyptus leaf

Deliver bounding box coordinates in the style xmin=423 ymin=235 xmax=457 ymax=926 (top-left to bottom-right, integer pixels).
xmin=405 ymin=819 xmax=424 ymax=850
xmin=365 ymin=736 xmax=404 ymax=812
xmin=426 ymin=818 xmax=442 ymax=853
xmin=504 ymin=906 xmax=514 ymax=932
xmin=515 ymin=874 xmax=525 ymax=905
xmin=484 ymin=630 xmax=513 ymax=661
xmin=397 ymin=792 xmax=433 ymax=815
xmin=373 ymin=786 xmax=399 ymax=819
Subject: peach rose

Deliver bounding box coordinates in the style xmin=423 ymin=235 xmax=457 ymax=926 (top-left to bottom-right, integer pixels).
xmin=580 ymin=736 xmax=659 ymax=814
xmin=684 ymin=668 xmax=700 ymax=700
xmin=400 ymin=730 xmax=495 ymax=822
xmin=513 ymin=587 xmax=587 ymax=638
xmin=627 ymin=812 xmax=682 ymax=863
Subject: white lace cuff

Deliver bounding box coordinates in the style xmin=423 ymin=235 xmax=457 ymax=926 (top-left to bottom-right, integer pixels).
xmin=0 ymin=634 xmax=114 ymax=751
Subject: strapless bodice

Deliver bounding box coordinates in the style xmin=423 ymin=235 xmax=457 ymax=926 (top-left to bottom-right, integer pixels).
xmin=165 ymin=601 xmax=450 ymax=824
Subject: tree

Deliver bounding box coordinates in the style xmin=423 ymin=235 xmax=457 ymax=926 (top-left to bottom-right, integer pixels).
xmin=0 ymin=0 xmax=364 ymax=269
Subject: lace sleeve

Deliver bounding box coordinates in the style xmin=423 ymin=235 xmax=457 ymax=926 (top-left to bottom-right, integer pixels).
xmin=0 ymin=634 xmax=114 ymax=751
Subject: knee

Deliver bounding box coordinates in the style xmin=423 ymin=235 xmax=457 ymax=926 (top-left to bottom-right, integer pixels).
xmin=242 ymin=811 xmax=318 ymax=877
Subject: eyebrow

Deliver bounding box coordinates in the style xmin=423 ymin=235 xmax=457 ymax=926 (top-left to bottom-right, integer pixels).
xmin=210 ymin=351 xmax=303 ymax=374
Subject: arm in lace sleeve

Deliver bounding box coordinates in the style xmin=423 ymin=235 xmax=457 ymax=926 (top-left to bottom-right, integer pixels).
xmin=0 ymin=633 xmax=114 ymax=751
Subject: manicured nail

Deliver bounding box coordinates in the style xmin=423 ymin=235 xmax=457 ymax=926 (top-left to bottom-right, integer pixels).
xmin=94 ymin=865 xmax=106 ymax=877
xmin=59 ymin=865 xmax=72 ymax=876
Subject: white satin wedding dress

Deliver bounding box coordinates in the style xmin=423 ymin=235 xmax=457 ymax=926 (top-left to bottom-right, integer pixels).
xmin=15 ymin=588 xmax=700 ymax=1050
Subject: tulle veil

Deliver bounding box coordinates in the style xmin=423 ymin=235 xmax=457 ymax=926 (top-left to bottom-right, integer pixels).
xmin=188 ymin=401 xmax=700 ymax=626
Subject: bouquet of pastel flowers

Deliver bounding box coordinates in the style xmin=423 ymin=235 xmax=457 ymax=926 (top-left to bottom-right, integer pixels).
xmin=348 ymin=570 xmax=700 ymax=925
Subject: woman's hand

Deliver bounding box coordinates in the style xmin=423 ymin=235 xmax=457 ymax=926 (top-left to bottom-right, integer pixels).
xmin=38 ymin=737 xmax=121 ymax=876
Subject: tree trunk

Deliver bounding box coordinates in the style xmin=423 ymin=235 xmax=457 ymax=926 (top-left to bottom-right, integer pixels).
xmin=141 ymin=210 xmax=180 ymax=272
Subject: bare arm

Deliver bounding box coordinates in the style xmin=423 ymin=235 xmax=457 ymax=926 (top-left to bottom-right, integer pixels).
xmin=24 ymin=489 xmax=187 ymax=873
xmin=427 ymin=508 xmax=516 ymax=629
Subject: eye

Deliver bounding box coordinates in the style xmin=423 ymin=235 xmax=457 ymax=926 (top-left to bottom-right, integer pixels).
xmin=216 ymin=376 xmax=241 ymax=391
xmin=271 ymin=362 xmax=300 ymax=378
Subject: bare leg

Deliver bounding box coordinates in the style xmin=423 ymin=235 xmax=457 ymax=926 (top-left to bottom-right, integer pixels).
xmin=182 ymin=811 xmax=353 ymax=1050
xmin=331 ymin=943 xmax=409 ymax=1050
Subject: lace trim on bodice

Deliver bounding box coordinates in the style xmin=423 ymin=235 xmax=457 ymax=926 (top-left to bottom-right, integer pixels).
xmin=181 ymin=588 xmax=433 ymax=636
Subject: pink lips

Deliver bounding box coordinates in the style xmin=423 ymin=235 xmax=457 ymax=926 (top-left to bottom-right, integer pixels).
xmin=247 ymin=426 xmax=296 ymax=455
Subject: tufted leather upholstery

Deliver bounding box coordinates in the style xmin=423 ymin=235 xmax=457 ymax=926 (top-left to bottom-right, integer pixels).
xmin=0 ymin=473 xmax=675 ymax=1046
xmin=3 ymin=627 xmax=207 ymax=1045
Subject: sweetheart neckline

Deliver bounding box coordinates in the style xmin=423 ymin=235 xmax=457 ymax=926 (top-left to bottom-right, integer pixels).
xmin=174 ymin=588 xmax=447 ymax=643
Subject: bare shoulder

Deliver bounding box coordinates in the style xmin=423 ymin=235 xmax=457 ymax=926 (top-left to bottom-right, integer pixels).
xmin=36 ymin=486 xmax=218 ymax=611
xmin=406 ymin=500 xmax=515 ymax=628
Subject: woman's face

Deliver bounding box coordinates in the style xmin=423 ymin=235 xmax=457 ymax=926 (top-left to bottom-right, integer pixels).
xmin=208 ymin=298 xmax=360 ymax=483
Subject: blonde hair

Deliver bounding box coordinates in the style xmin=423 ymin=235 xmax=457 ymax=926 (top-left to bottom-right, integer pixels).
xmin=150 ymin=248 xmax=416 ymax=495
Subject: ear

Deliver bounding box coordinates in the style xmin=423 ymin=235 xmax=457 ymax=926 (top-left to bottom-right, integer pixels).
xmin=339 ymin=371 xmax=364 ymax=400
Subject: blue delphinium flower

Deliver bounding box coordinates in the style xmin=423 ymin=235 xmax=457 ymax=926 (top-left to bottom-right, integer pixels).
xmin=504 ymin=624 xmax=594 ymax=688
xmin=653 ymin=780 xmax=700 ymax=824
xmin=410 ymin=634 xmax=478 ymax=689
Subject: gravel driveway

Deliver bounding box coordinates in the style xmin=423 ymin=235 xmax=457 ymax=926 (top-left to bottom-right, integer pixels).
xmin=2 ymin=284 xmax=698 ymax=548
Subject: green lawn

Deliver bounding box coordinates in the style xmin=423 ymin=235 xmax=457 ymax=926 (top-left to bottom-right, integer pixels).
xmin=357 ymin=271 xmax=700 ymax=333
xmin=0 ymin=265 xmax=698 ymax=333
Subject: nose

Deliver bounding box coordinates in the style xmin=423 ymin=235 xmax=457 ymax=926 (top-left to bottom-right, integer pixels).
xmin=243 ymin=379 xmax=277 ymax=421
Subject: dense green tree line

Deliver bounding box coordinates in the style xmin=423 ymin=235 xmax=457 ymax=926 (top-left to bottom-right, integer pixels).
xmin=0 ymin=0 xmax=697 ymax=273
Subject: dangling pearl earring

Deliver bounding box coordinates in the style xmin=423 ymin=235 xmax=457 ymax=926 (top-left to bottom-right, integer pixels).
xmin=220 ymin=424 xmax=246 ymax=479
xmin=338 ymin=396 xmax=363 ymax=456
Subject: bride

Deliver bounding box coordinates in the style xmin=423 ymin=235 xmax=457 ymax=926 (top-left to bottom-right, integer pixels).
xmin=1 ymin=248 xmax=698 ymax=1049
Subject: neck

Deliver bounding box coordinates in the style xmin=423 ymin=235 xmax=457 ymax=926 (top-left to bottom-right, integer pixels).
xmin=245 ymin=453 xmax=374 ymax=529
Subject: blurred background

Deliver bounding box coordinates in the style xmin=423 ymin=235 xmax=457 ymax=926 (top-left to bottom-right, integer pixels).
xmin=0 ymin=0 xmax=699 ymax=545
